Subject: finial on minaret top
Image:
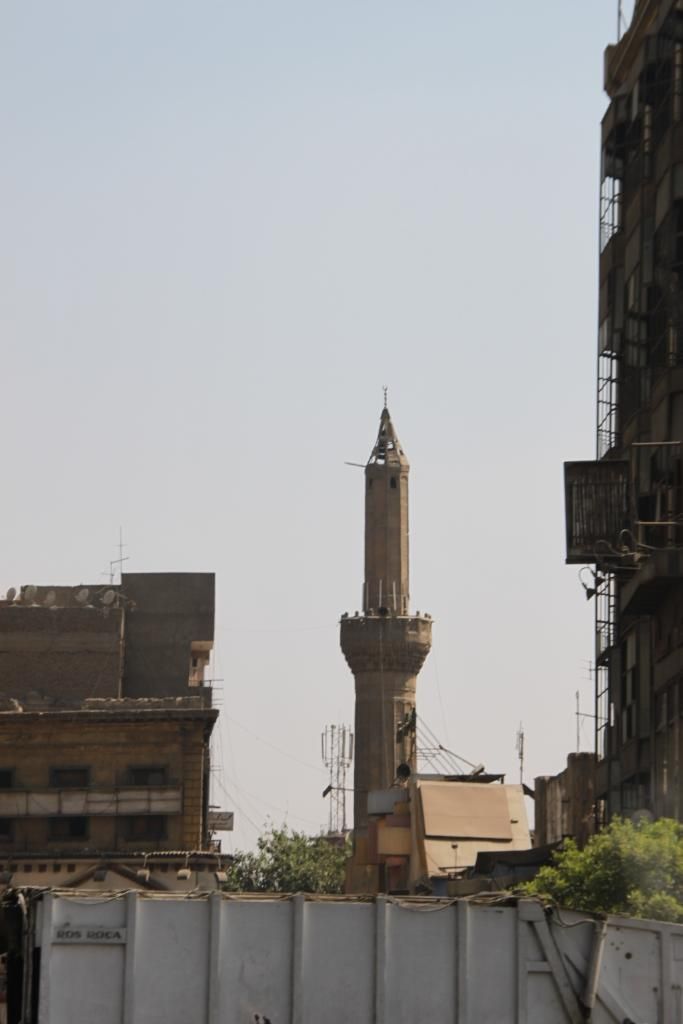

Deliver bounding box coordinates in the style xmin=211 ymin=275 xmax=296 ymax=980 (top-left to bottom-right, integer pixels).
xmin=383 ymin=385 xmax=388 ymax=409
xmin=367 ymin=398 xmax=409 ymax=468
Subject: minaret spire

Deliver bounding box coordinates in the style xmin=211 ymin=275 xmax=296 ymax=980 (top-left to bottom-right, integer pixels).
xmin=364 ymin=404 xmax=410 ymax=614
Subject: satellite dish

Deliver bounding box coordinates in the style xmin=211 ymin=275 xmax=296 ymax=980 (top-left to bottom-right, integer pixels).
xmin=101 ymin=589 xmax=115 ymax=607
xmin=23 ymin=585 xmax=37 ymax=603
xmin=631 ymin=808 xmax=654 ymax=826
xmin=396 ymin=763 xmax=412 ymax=781
xmin=44 ymin=590 xmax=57 ymax=607
xmin=74 ymin=588 xmax=90 ymax=605
xmin=5 ymin=588 xmax=16 ymax=602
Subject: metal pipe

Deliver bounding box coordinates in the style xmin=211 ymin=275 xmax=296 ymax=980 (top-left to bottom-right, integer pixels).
xmin=581 ymin=918 xmax=608 ymax=1016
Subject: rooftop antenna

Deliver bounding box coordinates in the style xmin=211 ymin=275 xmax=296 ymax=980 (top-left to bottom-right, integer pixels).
xmin=617 ymin=0 xmax=628 ymax=42
xmin=103 ymin=526 xmax=129 ymax=585
xmin=321 ymin=724 xmax=354 ymax=834
xmin=516 ymin=722 xmax=524 ymax=785
xmin=383 ymin=385 xmax=388 ymax=409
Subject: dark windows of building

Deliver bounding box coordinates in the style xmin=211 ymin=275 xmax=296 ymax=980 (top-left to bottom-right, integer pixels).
xmin=0 ymin=770 xmax=14 ymax=789
xmin=621 ymin=631 xmax=638 ymax=742
xmin=125 ymin=816 xmax=167 ymax=841
xmin=621 ymin=773 xmax=649 ymax=812
xmin=48 ymin=817 xmax=88 ymax=841
xmin=50 ymin=767 xmax=89 ymax=789
xmin=675 ymin=199 xmax=683 ymax=269
xmin=669 ymin=684 xmax=677 ymax=725
xmin=390 ymin=477 xmax=397 ymax=489
xmin=0 ymin=820 xmax=12 ymax=841
xmin=600 ymin=175 xmax=622 ymax=251
xmin=127 ymin=766 xmax=168 ymax=786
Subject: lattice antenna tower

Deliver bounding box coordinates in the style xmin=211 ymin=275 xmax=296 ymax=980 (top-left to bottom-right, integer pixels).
xmin=321 ymin=725 xmax=354 ymax=834
xmin=516 ymin=722 xmax=525 ymax=786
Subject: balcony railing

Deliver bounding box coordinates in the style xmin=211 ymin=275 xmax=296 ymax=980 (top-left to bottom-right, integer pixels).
xmin=0 ymin=786 xmax=182 ymax=817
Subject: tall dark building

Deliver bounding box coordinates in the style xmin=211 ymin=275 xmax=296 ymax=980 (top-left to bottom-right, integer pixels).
xmin=566 ymin=0 xmax=683 ymax=823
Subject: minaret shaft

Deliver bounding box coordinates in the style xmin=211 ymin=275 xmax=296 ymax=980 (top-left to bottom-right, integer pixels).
xmin=363 ymin=463 xmax=409 ymax=614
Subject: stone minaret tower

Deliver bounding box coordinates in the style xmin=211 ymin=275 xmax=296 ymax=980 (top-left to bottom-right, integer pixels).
xmin=340 ymin=403 xmax=432 ymax=837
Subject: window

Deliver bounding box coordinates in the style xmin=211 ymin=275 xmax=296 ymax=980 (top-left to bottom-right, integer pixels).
xmin=600 ymin=175 xmax=622 ymax=251
xmin=621 ymin=631 xmax=638 ymax=741
xmin=49 ymin=817 xmax=88 ymax=841
xmin=390 ymin=477 xmax=397 ymax=489
xmin=0 ymin=820 xmax=12 ymax=841
xmin=127 ymin=766 xmax=167 ymax=787
xmin=0 ymin=771 xmax=14 ymax=789
xmin=50 ymin=767 xmax=89 ymax=789
xmin=125 ymin=816 xmax=167 ymax=841
xmin=656 ymin=691 xmax=667 ymax=731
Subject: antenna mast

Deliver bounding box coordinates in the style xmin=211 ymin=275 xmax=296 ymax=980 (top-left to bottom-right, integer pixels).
xmin=104 ymin=526 xmax=129 ymax=585
xmin=321 ymin=724 xmax=354 ymax=834
xmin=516 ymin=722 xmax=525 ymax=785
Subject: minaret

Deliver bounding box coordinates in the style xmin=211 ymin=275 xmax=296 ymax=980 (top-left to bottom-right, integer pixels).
xmin=340 ymin=402 xmax=432 ymax=838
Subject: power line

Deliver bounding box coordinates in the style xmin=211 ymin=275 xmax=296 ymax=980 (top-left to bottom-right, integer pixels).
xmin=222 ymin=713 xmax=327 ymax=775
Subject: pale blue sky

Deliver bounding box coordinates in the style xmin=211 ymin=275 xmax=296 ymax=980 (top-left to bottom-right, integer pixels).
xmin=1 ymin=2 xmax=633 ymax=848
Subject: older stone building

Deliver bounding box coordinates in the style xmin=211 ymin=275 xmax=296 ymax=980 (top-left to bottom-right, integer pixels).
xmin=0 ymin=573 xmax=228 ymax=890
xmin=0 ymin=573 xmax=214 ymax=703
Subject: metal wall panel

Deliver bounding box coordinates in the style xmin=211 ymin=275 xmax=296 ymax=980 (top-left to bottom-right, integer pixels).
xmin=29 ymin=890 xmax=683 ymax=1024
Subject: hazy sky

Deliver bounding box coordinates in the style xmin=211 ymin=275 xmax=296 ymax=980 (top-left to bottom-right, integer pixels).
xmin=1 ymin=1 xmax=635 ymax=850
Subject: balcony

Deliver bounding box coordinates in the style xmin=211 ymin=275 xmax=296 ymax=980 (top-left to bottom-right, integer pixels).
xmin=564 ymin=460 xmax=630 ymax=563
xmin=620 ymin=547 xmax=683 ymax=615
xmin=0 ymin=786 xmax=182 ymax=817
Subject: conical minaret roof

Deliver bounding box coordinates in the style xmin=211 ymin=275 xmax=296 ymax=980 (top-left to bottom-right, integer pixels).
xmin=367 ymin=406 xmax=409 ymax=468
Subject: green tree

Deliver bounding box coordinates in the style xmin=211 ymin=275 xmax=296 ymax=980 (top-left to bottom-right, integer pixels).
xmin=524 ymin=816 xmax=683 ymax=922
xmin=223 ymin=826 xmax=348 ymax=894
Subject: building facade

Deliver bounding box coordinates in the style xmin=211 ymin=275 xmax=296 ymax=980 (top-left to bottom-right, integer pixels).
xmin=566 ymin=0 xmax=683 ymax=822
xmin=0 ymin=573 xmax=227 ymax=889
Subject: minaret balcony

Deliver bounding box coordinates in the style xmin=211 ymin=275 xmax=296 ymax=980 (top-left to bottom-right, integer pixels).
xmin=339 ymin=612 xmax=432 ymax=675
